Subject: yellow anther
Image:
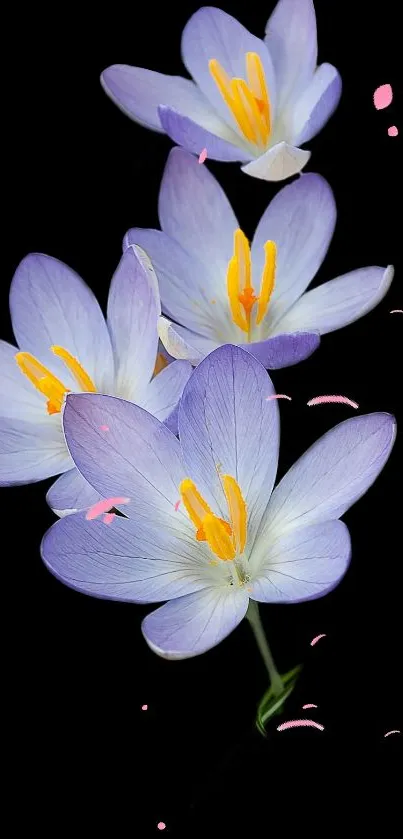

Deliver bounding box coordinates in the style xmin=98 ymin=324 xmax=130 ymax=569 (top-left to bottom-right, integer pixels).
xmin=226 ymin=229 xmax=277 ymax=337
xmin=209 ymin=52 xmax=271 ymax=149
xmin=255 ymin=241 xmax=277 ymax=325
xmin=222 ymin=474 xmax=247 ymax=555
xmin=180 ymin=475 xmax=248 ymax=562
xmin=179 ymin=479 xmax=213 ymax=532
xmin=203 ymin=514 xmax=236 ymax=562
xmin=51 ymin=346 xmax=96 ymax=393
xmin=16 ymin=345 xmax=97 ymax=415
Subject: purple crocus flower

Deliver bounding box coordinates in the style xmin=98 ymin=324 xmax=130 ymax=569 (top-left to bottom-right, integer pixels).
xmin=41 ymin=345 xmax=396 ymax=659
xmin=124 ymin=148 xmax=394 ymax=368
xmin=102 ymin=1 xmax=342 ymax=182
xmin=0 ymin=246 xmax=191 ymax=515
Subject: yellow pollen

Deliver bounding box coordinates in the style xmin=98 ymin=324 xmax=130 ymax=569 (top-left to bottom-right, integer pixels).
xmin=15 ymin=346 xmax=96 ymax=415
xmin=226 ymin=230 xmax=276 ymax=338
xmin=153 ymin=352 xmax=169 ymax=377
xmin=209 ymin=52 xmax=271 ymax=149
xmin=179 ymin=475 xmax=247 ymax=562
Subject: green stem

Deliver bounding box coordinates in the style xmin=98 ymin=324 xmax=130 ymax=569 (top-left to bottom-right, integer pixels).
xmin=246 ymin=600 xmax=283 ymax=697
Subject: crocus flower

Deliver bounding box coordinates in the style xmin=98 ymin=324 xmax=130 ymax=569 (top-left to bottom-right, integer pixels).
xmin=41 ymin=345 xmax=395 ymax=659
xmin=0 ymin=247 xmax=191 ymax=515
xmin=125 ymin=148 xmax=394 ymax=367
xmin=101 ymin=1 xmax=342 ymax=182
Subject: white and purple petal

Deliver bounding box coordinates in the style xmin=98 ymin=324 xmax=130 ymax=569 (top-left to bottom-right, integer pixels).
xmin=158 ymin=106 xmax=249 ymax=161
xmin=265 ymin=0 xmax=317 ymax=108
xmin=46 ymin=467 xmax=103 ymax=517
xmin=0 ymin=339 xmax=45 ymax=421
xmin=242 ymin=332 xmax=320 ymax=368
xmin=292 ymin=63 xmax=342 ymax=146
xmin=0 ymin=415 xmax=71 ymax=486
xmin=157 ymin=318 xmax=214 ymax=366
xmin=139 ymin=359 xmax=193 ymax=433
xmin=241 ymin=142 xmax=311 ymax=182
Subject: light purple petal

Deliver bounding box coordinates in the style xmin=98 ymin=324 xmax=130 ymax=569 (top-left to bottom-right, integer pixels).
xmin=142 ymin=586 xmax=249 ymax=659
xmin=0 ymin=415 xmax=71 ymax=486
xmin=158 ymin=148 xmax=238 ymax=278
xmin=158 ymin=318 xmax=216 ymax=365
xmin=46 ymin=467 xmax=103 ymax=517
xmin=251 ymin=173 xmax=336 ymax=327
xmin=241 ymin=142 xmax=310 ymax=182
xmin=261 ymin=413 xmax=396 ymax=539
xmin=101 ymin=65 xmax=234 ymax=139
xmin=292 ymin=64 xmax=342 ymax=145
xmin=272 ymin=266 xmax=394 ymax=336
xmin=62 ymin=393 xmax=191 ymax=534
xmin=265 ymin=0 xmax=317 ymax=108
xmin=158 ymin=106 xmax=250 ymax=162
xmin=127 ymin=244 xmax=161 ymax=312
xmin=10 ymin=254 xmax=114 ymax=392
xmin=139 ymin=360 xmax=192 ymax=433
xmin=41 ymin=513 xmax=213 ymax=602
xmin=240 ymin=332 xmax=320 ymax=368
xmin=251 ymin=520 xmax=351 ymax=603
xmin=178 ymin=344 xmax=280 ymax=548
xmin=107 ymin=248 xmax=159 ymax=400
xmin=124 ymin=230 xmax=220 ymax=337
xmin=181 ymin=7 xmax=276 ymax=130
xmin=0 ymin=339 xmax=45 ymax=420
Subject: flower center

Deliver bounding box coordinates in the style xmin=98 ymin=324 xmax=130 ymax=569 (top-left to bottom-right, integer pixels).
xmin=209 ymin=52 xmax=271 ymax=149
xmin=15 ymin=345 xmax=96 ymax=414
xmin=179 ymin=475 xmax=247 ymax=562
xmin=226 ymin=229 xmax=276 ymax=340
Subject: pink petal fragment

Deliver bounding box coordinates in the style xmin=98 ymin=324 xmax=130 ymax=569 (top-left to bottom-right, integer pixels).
xmin=100 ymin=424 xmax=110 ymax=431
xmin=103 ymin=512 xmax=116 ymax=525
xmin=390 ymin=309 xmax=403 ymax=313
xmin=157 ymin=823 xmax=166 ymax=831
xmin=373 ymin=83 xmax=393 ymax=110
xmin=307 ymin=395 xmax=359 ymax=409
xmin=266 ymin=394 xmax=292 ymax=401
xmin=384 ymin=729 xmax=400 ymax=737
xmin=198 ymin=147 xmax=208 ymax=163
xmin=302 ymin=703 xmax=318 ymax=709
xmin=388 ymin=125 xmax=398 ymax=136
xmin=141 ymin=704 xmax=148 ymax=711
xmin=174 ymin=499 xmax=181 ymax=511
xmin=310 ymin=633 xmax=327 ymax=646
xmin=85 ymin=496 xmax=131 ymax=520
xmin=277 ymin=719 xmax=324 ymax=732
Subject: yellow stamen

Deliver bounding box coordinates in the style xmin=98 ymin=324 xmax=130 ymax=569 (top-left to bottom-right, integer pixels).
xmin=153 ymin=352 xmax=169 ymax=377
xmin=255 ymin=241 xmax=277 ymax=325
xmin=51 ymin=346 xmax=96 ymax=392
xmin=15 ymin=345 xmax=97 ymax=415
xmin=209 ymin=52 xmax=271 ymax=149
xmin=180 ymin=475 xmax=247 ymax=562
xmin=226 ymin=230 xmax=277 ymax=337
xmin=222 ymin=475 xmax=247 ymax=554
xmin=203 ymin=514 xmax=236 ymax=562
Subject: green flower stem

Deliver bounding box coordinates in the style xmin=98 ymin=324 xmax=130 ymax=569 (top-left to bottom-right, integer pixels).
xmin=246 ymin=600 xmax=283 ymax=697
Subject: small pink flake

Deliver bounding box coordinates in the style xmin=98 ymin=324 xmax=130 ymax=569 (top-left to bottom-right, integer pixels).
xmin=103 ymin=512 xmax=115 ymax=525
xmin=266 ymin=394 xmax=292 ymax=401
xmin=141 ymin=704 xmax=148 ymax=711
xmin=86 ymin=496 xmax=130 ymax=520
xmin=100 ymin=425 xmax=109 ymax=431
xmin=373 ymin=83 xmax=393 ymax=110
xmin=198 ymin=147 xmax=208 ymax=163
xmin=157 ymin=823 xmax=166 ymax=831
xmin=310 ymin=633 xmax=327 ymax=647
xmin=174 ymin=500 xmax=181 ymax=511
xmin=302 ymin=703 xmax=318 ymax=710
xmin=388 ymin=125 xmax=398 ymax=136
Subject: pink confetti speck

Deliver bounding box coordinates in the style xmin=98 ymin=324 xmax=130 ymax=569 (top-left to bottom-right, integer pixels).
xmin=307 ymin=395 xmax=359 ymax=409
xmin=384 ymin=729 xmax=400 ymax=737
xmin=266 ymin=394 xmax=292 ymax=401
xmin=174 ymin=499 xmax=181 ymax=511
xmin=390 ymin=309 xmax=403 ymax=313
xmin=310 ymin=633 xmax=327 ymax=647
xmin=141 ymin=704 xmax=148 ymax=711
xmin=100 ymin=424 xmax=109 ymax=431
xmin=103 ymin=512 xmax=115 ymax=525
xmin=388 ymin=125 xmax=398 ymax=136
xmin=85 ymin=497 xmax=130 ymax=520
xmin=157 ymin=823 xmax=166 ymax=831
xmin=302 ymin=703 xmax=318 ymax=710
xmin=277 ymin=719 xmax=324 ymax=732
xmin=373 ymin=83 xmax=393 ymax=110
xmin=198 ymin=147 xmax=207 ymax=163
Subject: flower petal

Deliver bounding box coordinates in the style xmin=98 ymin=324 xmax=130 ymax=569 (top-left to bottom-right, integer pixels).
xmin=251 ymin=520 xmax=351 ymax=603
xmin=0 ymin=339 xmax=45 ymax=420
xmin=265 ymin=0 xmax=317 ymax=108
xmin=158 ymin=106 xmax=250 ymax=161
xmin=292 ymin=64 xmax=342 ymax=145
xmin=139 ymin=360 xmax=193 ymax=433
xmin=107 ymin=248 xmax=159 ymax=401
xmin=9 ymin=254 xmax=114 ymax=391
xmin=0 ymin=415 xmax=71 ymax=486
xmin=158 ymin=148 xmax=238 ymax=278
xmin=251 ymin=173 xmax=336 ymax=326
xmin=240 ymin=332 xmax=320 ymax=368
xmin=260 ymin=413 xmax=396 ymax=540
xmin=157 ymin=318 xmax=216 ymax=365
xmin=41 ymin=513 xmax=213 ymax=602
xmin=181 ymin=7 xmax=276 ymax=129
xmin=241 ymin=142 xmax=310 ymax=182
xmin=101 ymin=65 xmax=235 ymax=138
xmin=62 ymin=393 xmax=190 ymax=533
xmin=46 ymin=467 xmax=103 ymax=517
xmin=142 ymin=586 xmax=249 ymax=659
xmin=271 ymin=266 xmax=394 ymax=335
xmin=178 ymin=344 xmax=280 ymax=548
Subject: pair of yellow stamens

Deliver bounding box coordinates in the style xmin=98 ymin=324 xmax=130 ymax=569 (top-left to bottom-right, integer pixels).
xmin=15 ymin=346 xmax=96 ymax=414
xmin=209 ymin=52 xmax=271 ymax=149
xmin=180 ymin=475 xmax=247 ymax=562
xmin=227 ymin=229 xmax=276 ymax=338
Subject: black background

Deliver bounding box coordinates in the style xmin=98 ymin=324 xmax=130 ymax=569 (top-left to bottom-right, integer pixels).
xmin=4 ymin=1 xmax=401 ymax=834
